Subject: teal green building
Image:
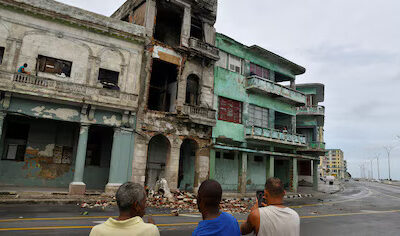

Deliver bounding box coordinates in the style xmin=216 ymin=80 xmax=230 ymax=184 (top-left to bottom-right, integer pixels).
xmin=210 ymin=33 xmax=320 ymax=194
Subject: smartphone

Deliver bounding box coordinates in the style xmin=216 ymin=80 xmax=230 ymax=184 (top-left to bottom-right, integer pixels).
xmin=256 ymin=190 xmax=266 ymax=207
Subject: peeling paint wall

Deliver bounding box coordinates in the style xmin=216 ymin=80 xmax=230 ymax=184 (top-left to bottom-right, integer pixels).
xmin=246 ymin=155 xmax=267 ymax=191
xmin=214 ymin=151 xmax=239 ymax=191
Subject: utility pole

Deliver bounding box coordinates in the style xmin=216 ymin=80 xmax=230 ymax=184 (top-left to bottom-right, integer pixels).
xmin=375 ymin=153 xmax=380 ymax=180
xmin=383 ymin=146 xmax=394 ymax=181
xmin=370 ymin=159 xmax=373 ymax=180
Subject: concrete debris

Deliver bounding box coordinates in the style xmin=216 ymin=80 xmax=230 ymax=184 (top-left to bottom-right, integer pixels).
xmin=80 ymin=200 xmax=116 ymax=209
xmin=155 ymin=178 xmax=174 ymax=202
xmin=146 ymin=190 xmax=253 ymax=213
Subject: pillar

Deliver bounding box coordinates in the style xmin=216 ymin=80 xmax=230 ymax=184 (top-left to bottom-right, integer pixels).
xmin=181 ymin=6 xmax=191 ymax=47
xmin=267 ymin=156 xmax=275 ymax=179
xmin=194 ymin=145 xmax=210 ymax=193
xmin=209 ymin=149 xmax=216 ymax=179
xmin=131 ymin=135 xmax=147 ymax=185
xmin=69 ymin=124 xmax=89 ymax=195
xmin=290 ymin=79 xmax=296 ymax=89
xmin=0 ymin=112 xmax=5 ymax=158
xmin=291 ymin=116 xmax=296 ymax=134
xmin=290 ymin=158 xmax=298 ymax=193
xmin=165 ymin=141 xmax=181 ymax=191
xmin=313 ymin=159 xmax=319 ymax=191
xmin=105 ymin=128 xmax=133 ymax=194
xmin=238 ymin=152 xmax=247 ymax=194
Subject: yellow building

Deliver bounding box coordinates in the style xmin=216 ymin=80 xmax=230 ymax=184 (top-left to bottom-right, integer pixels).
xmin=319 ymin=149 xmax=345 ymax=179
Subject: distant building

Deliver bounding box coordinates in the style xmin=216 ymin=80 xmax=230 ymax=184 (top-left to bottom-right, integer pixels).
xmin=322 ymin=149 xmax=346 ymax=179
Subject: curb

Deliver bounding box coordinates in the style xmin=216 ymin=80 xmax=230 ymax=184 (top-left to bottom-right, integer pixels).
xmin=0 ymin=199 xmax=102 ymax=205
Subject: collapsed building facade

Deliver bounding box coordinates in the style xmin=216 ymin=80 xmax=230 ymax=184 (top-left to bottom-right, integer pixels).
xmin=111 ymin=0 xmax=218 ymax=192
xmin=0 ymin=0 xmax=145 ymax=194
xmin=210 ymin=33 xmax=320 ymax=194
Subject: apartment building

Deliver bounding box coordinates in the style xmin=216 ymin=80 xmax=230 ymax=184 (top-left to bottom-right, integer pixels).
xmin=0 ymin=0 xmax=145 ymax=194
xmin=210 ymin=33 xmax=319 ymax=194
xmin=322 ymin=149 xmax=345 ymax=179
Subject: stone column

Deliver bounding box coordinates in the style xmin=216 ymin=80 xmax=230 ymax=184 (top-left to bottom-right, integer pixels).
xmin=181 ymin=6 xmax=191 ymax=48
xmin=130 ymin=135 xmax=148 ymax=186
xmin=209 ymin=149 xmax=216 ymax=179
xmin=69 ymin=124 xmax=89 ymax=195
xmin=313 ymin=159 xmax=319 ymax=191
xmin=267 ymin=156 xmax=275 ymax=179
xmin=290 ymin=79 xmax=296 ymax=89
xmin=105 ymin=128 xmax=133 ymax=194
xmin=238 ymin=152 xmax=248 ymax=194
xmin=165 ymin=140 xmax=181 ymax=191
xmin=290 ymin=158 xmax=298 ymax=193
xmin=194 ymin=146 xmax=210 ymax=193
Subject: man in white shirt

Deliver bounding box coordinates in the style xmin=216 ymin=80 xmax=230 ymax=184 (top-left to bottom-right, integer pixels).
xmin=90 ymin=182 xmax=160 ymax=236
xmin=240 ymin=177 xmax=300 ymax=236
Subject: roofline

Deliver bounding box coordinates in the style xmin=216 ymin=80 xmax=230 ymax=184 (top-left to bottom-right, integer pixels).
xmin=296 ymin=83 xmax=325 ymax=103
xmin=216 ymin=33 xmax=306 ymax=76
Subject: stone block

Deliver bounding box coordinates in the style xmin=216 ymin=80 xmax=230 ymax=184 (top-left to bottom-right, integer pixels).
xmin=69 ymin=182 xmax=86 ymax=195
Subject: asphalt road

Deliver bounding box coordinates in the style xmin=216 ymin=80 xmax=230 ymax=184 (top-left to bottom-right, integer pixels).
xmin=0 ymin=180 xmax=400 ymax=236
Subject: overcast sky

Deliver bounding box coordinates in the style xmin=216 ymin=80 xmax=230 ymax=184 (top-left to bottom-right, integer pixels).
xmin=59 ymin=0 xmax=400 ymax=180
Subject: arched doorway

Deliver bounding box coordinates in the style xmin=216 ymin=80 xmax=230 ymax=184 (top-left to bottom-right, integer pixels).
xmin=178 ymin=139 xmax=198 ymax=191
xmin=145 ymin=135 xmax=171 ymax=190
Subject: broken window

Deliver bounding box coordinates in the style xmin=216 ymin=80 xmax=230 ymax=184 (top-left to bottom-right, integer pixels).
xmin=98 ymin=68 xmax=120 ymax=90
xmin=248 ymin=105 xmax=269 ymax=128
xmin=250 ymin=63 xmax=269 ymax=79
xmin=154 ymin=1 xmax=183 ymax=47
xmin=185 ymin=74 xmax=200 ymax=106
xmin=2 ymin=121 xmax=29 ymax=161
xmin=218 ymin=97 xmax=242 ymax=124
xmin=190 ymin=17 xmax=203 ymax=40
xmin=37 ymin=55 xmax=72 ymax=77
xmin=0 ymin=47 xmax=4 ymax=65
xmin=228 ymin=54 xmax=242 ymax=74
xmin=148 ymin=59 xmax=178 ymax=112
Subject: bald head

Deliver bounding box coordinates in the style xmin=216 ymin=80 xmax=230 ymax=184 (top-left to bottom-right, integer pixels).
xmin=197 ymin=180 xmax=222 ymax=212
xmin=265 ymin=177 xmax=285 ymax=198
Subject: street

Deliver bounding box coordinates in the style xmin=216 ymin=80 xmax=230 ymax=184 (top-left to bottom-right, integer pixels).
xmin=0 ymin=180 xmax=400 ymax=235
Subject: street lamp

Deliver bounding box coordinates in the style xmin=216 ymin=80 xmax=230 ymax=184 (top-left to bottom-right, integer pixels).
xmin=375 ymin=153 xmax=381 ymax=180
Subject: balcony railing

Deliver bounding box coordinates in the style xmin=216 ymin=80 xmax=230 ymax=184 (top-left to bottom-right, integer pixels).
xmin=0 ymin=71 xmax=137 ymax=110
xmin=246 ymin=75 xmax=306 ymax=105
xmin=245 ymin=125 xmax=307 ymax=146
xmin=308 ymin=141 xmax=326 ymax=150
xmin=182 ymin=104 xmax=216 ymax=127
xmin=188 ymin=37 xmax=219 ymax=61
xmin=296 ymin=105 xmax=325 ymax=116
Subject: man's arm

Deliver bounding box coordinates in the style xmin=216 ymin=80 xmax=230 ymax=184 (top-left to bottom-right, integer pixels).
xmin=240 ymin=208 xmax=260 ymax=235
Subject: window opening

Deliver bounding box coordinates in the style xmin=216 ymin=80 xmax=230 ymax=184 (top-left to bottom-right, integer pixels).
xmin=154 ymin=1 xmax=183 ymax=47
xmin=218 ymin=97 xmax=242 ymax=124
xmin=86 ymin=126 xmax=113 ymax=167
xmin=0 ymin=47 xmax=4 ymax=65
xmin=223 ymin=152 xmax=235 ymax=160
xmin=190 ymin=17 xmax=203 ymax=40
xmin=228 ymin=54 xmax=241 ymax=74
xmin=148 ymin=59 xmax=178 ymax=112
xmin=37 ymin=55 xmax=72 ymax=77
xmin=98 ymin=69 xmax=120 ymax=90
xmin=254 ymin=156 xmax=263 ymax=162
xmin=250 ymin=63 xmax=269 ymax=79
xmin=248 ymin=105 xmax=269 ymax=128
xmin=185 ymin=74 xmax=200 ymax=106
xmin=2 ymin=121 xmax=29 ymax=161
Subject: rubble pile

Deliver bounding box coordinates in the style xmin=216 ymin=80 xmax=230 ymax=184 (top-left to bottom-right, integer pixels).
xmin=80 ymin=199 xmax=116 ymax=210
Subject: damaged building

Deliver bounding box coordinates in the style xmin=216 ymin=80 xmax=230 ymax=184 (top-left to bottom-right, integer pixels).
xmin=111 ymin=0 xmax=219 ymax=192
xmin=211 ymin=33 xmax=320 ymax=194
xmin=0 ymin=0 xmax=145 ymax=194
xmin=296 ymin=83 xmax=326 ymax=188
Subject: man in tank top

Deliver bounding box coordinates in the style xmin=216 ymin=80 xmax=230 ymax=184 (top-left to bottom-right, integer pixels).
xmin=240 ymin=177 xmax=300 ymax=236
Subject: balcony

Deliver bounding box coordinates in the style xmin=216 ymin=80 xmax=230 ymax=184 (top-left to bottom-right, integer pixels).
xmin=246 ymin=75 xmax=306 ymax=106
xmin=297 ymin=105 xmax=325 ymax=116
xmin=188 ymin=37 xmax=220 ymax=61
xmin=0 ymin=71 xmax=137 ymax=111
xmin=191 ymin=0 xmax=216 ymax=11
xmin=182 ymin=104 xmax=216 ymax=127
xmin=298 ymin=141 xmax=326 ymax=153
xmin=245 ymin=126 xmax=307 ymax=147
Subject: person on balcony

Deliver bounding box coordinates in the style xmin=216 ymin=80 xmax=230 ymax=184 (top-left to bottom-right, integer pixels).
xmin=18 ymin=63 xmax=30 ymax=74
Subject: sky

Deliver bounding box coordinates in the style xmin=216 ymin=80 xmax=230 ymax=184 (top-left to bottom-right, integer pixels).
xmin=58 ymin=0 xmax=400 ymax=180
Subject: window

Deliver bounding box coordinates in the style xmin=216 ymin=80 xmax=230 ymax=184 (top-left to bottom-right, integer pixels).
xmin=216 ymin=51 xmax=228 ymax=69
xmin=2 ymin=122 xmax=30 ymax=161
xmin=0 ymin=47 xmax=4 ymax=65
xmin=306 ymin=95 xmax=313 ymax=106
xmin=37 ymin=55 xmax=72 ymax=77
xmin=228 ymin=54 xmax=242 ymax=74
xmin=185 ymin=74 xmax=200 ymax=106
xmin=98 ymin=69 xmax=120 ymax=90
xmin=191 ymin=17 xmax=203 ymax=40
xmin=223 ymin=152 xmax=235 ymax=160
xmin=218 ymin=97 xmax=242 ymax=124
xmin=248 ymin=105 xmax=269 ymax=128
xmin=250 ymin=63 xmax=269 ymax=79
